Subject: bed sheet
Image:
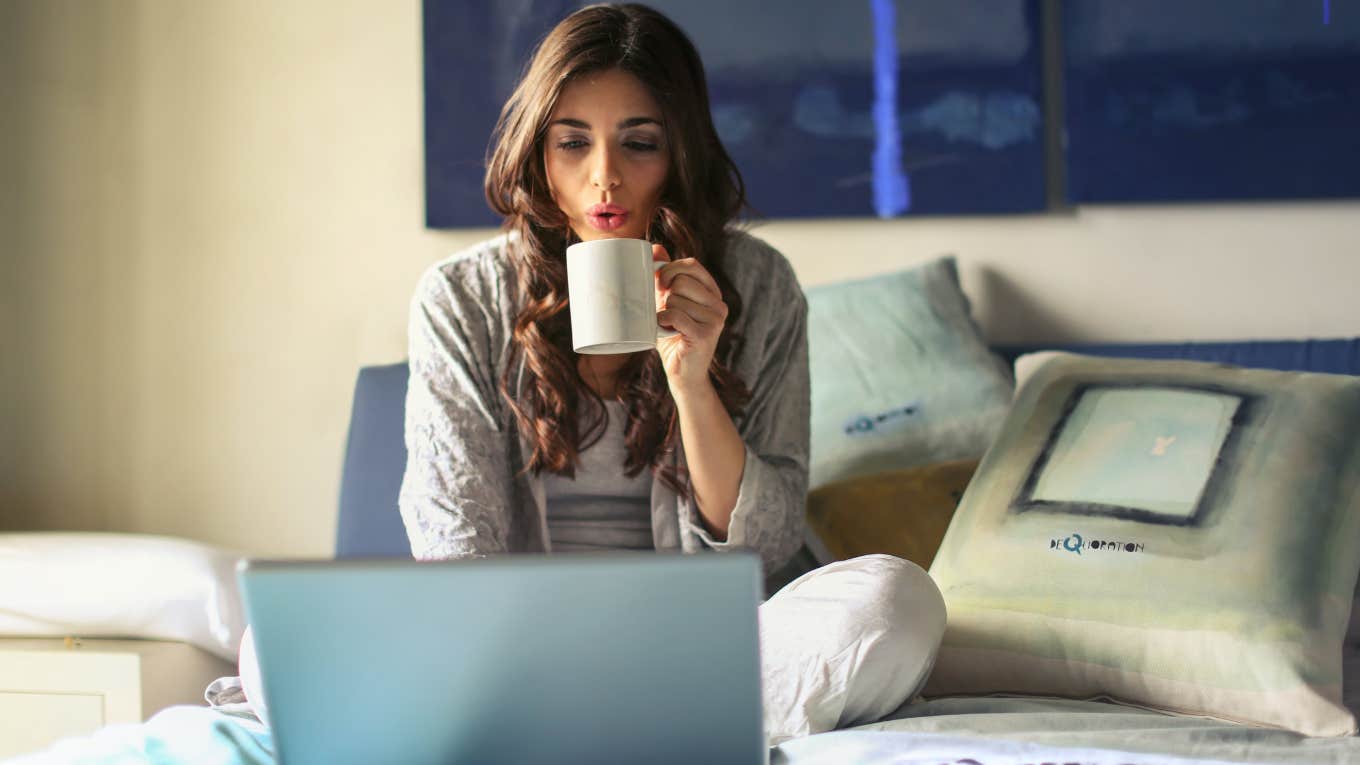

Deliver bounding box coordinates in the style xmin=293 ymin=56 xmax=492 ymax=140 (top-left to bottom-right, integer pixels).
xmin=772 ymin=696 xmax=1360 ymax=765
xmin=3 ymin=705 xmax=269 ymax=765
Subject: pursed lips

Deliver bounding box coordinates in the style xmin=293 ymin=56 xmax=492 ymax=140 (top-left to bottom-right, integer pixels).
xmin=586 ymin=203 xmax=629 ymax=232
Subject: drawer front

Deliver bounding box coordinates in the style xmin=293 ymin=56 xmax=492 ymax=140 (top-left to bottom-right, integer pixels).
xmin=0 ymin=691 xmax=105 ymax=759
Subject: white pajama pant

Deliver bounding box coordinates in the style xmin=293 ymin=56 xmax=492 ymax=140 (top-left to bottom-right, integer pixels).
xmin=239 ymin=553 xmax=946 ymax=748
xmin=758 ymin=553 xmax=947 ymax=746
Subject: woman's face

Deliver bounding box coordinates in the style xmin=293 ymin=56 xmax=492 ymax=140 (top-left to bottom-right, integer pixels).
xmin=544 ymin=68 xmax=670 ymax=242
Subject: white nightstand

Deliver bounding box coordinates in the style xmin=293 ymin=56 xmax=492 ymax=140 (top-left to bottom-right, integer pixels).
xmin=0 ymin=637 xmax=237 ymax=760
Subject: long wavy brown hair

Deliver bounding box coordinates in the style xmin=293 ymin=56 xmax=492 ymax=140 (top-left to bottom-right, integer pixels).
xmin=483 ymin=3 xmax=752 ymax=497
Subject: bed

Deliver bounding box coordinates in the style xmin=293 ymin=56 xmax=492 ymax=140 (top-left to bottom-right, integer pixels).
xmin=8 ymin=257 xmax=1360 ymax=765
xmin=329 ymin=260 xmax=1360 ymax=765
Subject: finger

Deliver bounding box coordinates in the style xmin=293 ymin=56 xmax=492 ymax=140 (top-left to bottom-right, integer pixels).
xmin=658 ymin=307 xmax=703 ymax=338
xmin=651 ymin=243 xmax=671 ymax=264
xmin=665 ymin=273 xmax=725 ymax=307
xmin=669 ymin=269 xmax=723 ymax=302
xmin=662 ymin=293 xmax=727 ymax=327
xmin=658 ymin=258 xmax=721 ymax=299
xmin=659 ymin=260 xmax=720 ymax=298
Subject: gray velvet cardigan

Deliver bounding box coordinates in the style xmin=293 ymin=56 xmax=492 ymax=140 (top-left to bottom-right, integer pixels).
xmin=397 ymin=229 xmax=809 ymax=576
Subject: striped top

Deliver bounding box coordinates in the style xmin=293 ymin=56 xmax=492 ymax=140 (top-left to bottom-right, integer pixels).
xmin=542 ymin=400 xmax=654 ymax=552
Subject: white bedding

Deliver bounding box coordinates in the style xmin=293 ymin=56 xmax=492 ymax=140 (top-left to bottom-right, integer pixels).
xmin=0 ymin=533 xmax=246 ymax=661
xmin=776 ymin=696 xmax=1360 ymax=765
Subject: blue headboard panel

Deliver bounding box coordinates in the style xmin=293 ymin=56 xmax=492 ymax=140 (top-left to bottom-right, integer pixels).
xmin=335 ymin=363 xmax=412 ymax=559
xmin=993 ymin=338 xmax=1360 ymax=375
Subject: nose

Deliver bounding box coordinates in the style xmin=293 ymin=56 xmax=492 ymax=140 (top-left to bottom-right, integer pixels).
xmin=590 ymin=145 xmax=621 ymax=191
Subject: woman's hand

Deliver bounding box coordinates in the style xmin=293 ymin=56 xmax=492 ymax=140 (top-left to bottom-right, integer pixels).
xmin=652 ymin=243 xmax=727 ymax=396
xmin=651 ymin=243 xmax=745 ymax=532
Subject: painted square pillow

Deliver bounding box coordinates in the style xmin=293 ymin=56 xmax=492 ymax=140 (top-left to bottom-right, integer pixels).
xmin=805 ymin=256 xmax=1012 ymax=490
xmin=925 ymin=352 xmax=1360 ymax=736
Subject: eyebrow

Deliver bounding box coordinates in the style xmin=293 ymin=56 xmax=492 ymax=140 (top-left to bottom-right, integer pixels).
xmin=548 ymin=117 xmax=663 ymax=130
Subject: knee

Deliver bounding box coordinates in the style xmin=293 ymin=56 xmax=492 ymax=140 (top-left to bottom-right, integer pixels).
xmin=758 ymin=554 xmax=948 ymax=743
xmin=782 ymin=553 xmax=946 ymax=635
xmin=813 ymin=554 xmax=947 ymax=727
xmin=864 ymin=554 xmax=946 ymax=642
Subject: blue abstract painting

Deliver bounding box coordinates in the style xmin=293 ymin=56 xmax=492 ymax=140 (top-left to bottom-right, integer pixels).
xmin=423 ymin=0 xmax=1047 ymax=228
xmin=1063 ymin=0 xmax=1360 ymax=203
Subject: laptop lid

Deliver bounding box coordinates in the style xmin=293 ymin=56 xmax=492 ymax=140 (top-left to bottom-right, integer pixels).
xmin=237 ymin=553 xmax=765 ymax=765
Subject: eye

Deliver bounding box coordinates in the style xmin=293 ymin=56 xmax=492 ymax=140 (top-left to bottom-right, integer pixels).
xmin=624 ymin=138 xmax=660 ymax=153
xmin=556 ymin=139 xmax=589 ymax=151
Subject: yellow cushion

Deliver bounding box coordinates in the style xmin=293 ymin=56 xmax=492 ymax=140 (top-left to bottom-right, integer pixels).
xmin=806 ymin=459 xmax=979 ymax=570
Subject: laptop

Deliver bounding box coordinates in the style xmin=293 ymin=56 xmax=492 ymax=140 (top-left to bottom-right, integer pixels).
xmin=237 ymin=552 xmax=765 ymax=765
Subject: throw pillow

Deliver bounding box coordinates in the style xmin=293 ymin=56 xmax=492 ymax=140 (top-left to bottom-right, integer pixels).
xmin=926 ymin=352 xmax=1360 ymax=736
xmin=804 ymin=256 xmax=1013 ymax=491
xmin=807 ymin=459 xmax=979 ymax=570
xmin=1019 ymin=350 xmax=1360 ymax=719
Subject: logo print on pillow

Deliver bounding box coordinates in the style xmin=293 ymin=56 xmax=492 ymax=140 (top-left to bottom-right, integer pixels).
xmin=1049 ymin=532 xmax=1147 ymax=555
xmin=841 ymin=401 xmax=922 ymax=436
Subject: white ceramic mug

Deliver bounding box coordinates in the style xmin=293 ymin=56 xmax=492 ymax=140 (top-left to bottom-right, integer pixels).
xmin=566 ymin=238 xmax=679 ymax=354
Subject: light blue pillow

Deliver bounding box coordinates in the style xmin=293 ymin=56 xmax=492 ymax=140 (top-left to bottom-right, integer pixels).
xmin=805 ymin=256 xmax=1013 ymax=490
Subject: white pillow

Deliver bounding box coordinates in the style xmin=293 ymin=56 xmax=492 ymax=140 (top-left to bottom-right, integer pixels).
xmin=0 ymin=532 xmax=246 ymax=661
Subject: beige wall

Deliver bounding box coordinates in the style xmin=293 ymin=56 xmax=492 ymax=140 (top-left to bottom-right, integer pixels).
xmin=4 ymin=1 xmax=1358 ymax=555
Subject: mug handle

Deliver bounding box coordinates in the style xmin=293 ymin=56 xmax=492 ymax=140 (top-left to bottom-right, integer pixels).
xmin=652 ymin=261 xmax=680 ymax=339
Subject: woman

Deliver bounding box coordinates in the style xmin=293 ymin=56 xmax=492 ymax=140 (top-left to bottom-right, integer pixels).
xmin=400 ymin=2 xmax=806 ymax=576
xmin=249 ymin=2 xmax=944 ymax=747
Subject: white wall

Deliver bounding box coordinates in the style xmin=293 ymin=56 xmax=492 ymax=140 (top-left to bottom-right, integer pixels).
xmin=765 ymin=203 xmax=1360 ymax=344
xmin=3 ymin=1 xmax=1357 ymax=556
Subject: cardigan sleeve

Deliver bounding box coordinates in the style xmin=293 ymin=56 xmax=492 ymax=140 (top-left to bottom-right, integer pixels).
xmin=397 ymin=255 xmax=517 ymax=560
xmin=677 ymin=242 xmax=811 ymax=576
